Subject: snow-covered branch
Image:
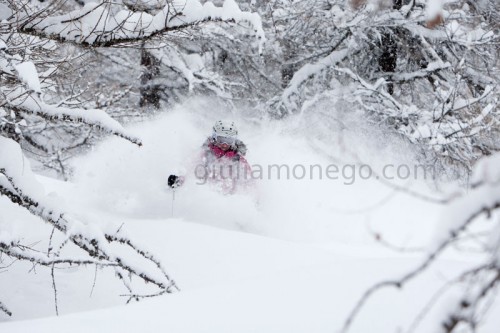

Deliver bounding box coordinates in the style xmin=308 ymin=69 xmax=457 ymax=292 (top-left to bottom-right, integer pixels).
xmin=279 ymin=32 xmax=351 ymax=113
xmin=0 ymin=241 xmax=115 ymax=268
xmin=441 ymin=266 xmax=500 ymax=333
xmin=342 ymin=198 xmax=500 ymax=332
xmin=14 ymin=0 xmax=265 ymax=50
xmin=7 ymin=93 xmax=142 ymax=146
xmin=0 ymin=136 xmax=178 ymax=315
xmin=390 ymin=61 xmax=451 ymax=82
xmin=0 ymin=300 xmax=11 ymax=317
xmin=342 ymin=153 xmax=500 ymax=332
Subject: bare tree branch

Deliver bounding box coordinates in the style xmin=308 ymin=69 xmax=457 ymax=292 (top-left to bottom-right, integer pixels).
xmin=342 ymin=197 xmax=500 ymax=332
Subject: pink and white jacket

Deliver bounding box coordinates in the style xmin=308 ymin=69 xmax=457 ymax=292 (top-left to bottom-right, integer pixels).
xmin=201 ymin=138 xmax=252 ymax=174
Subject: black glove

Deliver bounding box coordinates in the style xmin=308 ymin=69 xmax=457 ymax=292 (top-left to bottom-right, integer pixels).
xmin=168 ymin=175 xmax=182 ymax=188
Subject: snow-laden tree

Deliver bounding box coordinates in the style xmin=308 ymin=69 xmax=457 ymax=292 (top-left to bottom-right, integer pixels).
xmin=46 ymin=0 xmax=267 ymax=110
xmin=2 ymin=0 xmax=265 ymax=176
xmin=0 ymin=0 xmax=263 ymax=316
xmin=267 ymin=0 xmax=499 ymax=175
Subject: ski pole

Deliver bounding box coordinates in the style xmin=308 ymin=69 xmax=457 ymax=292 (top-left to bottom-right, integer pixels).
xmin=167 ymin=174 xmax=184 ymax=217
xmin=171 ymin=189 xmax=175 ymax=217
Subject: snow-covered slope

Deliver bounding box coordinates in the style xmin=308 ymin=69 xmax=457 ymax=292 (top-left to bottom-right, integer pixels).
xmin=2 ymin=217 xmax=496 ymax=333
xmin=3 ymin=215 xmax=499 ymax=332
xmin=2 ymin=99 xmax=497 ymax=332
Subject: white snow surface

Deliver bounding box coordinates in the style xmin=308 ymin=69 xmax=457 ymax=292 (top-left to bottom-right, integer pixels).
xmin=1 ymin=99 xmax=499 ymax=332
xmin=426 ymin=0 xmax=444 ymax=20
xmin=0 ymin=136 xmax=46 ymax=201
xmin=13 ymin=61 xmax=41 ymax=93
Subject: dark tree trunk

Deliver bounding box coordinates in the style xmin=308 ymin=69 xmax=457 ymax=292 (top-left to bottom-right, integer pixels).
xmin=376 ymin=0 xmax=403 ymax=95
xmin=139 ymin=46 xmax=161 ymax=109
xmin=280 ymin=39 xmax=299 ymax=88
xmin=281 ymin=64 xmax=295 ymax=88
xmin=378 ymin=32 xmax=397 ymax=95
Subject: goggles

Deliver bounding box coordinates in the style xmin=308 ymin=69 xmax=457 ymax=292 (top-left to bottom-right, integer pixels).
xmin=215 ymin=136 xmax=235 ymax=146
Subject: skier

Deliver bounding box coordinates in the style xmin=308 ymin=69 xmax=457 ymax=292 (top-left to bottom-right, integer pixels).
xmin=201 ymin=120 xmax=248 ymax=165
xmin=168 ymin=120 xmax=252 ymax=193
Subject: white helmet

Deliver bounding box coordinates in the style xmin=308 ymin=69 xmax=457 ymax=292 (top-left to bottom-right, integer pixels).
xmin=213 ymin=120 xmax=238 ymax=138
